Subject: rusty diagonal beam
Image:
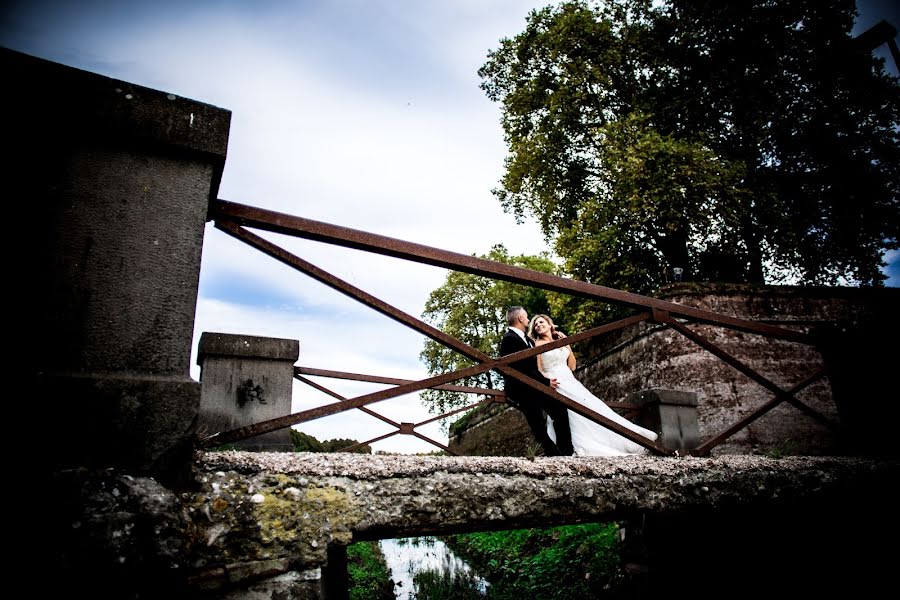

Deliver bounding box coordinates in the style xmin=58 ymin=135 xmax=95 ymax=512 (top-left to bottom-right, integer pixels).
xmin=414 ymin=398 xmax=498 ymax=429
xmin=210 ymin=199 xmax=809 ymax=344
xmin=340 ymin=430 xmax=401 ymax=453
xmin=296 ymin=366 xmax=505 ymax=397
xmin=665 ymin=318 xmax=834 ymax=427
xmin=346 ymin=401 xmax=489 ymax=455
xmin=651 ymin=313 xmax=832 ymax=455
xmin=339 ymin=399 xmax=492 ymax=456
xmin=410 ymin=431 xmax=456 ymax=454
xmin=301 ymin=364 xmax=634 ymax=433
xmin=298 ymin=366 xmax=646 ymax=413
xmin=343 ymin=428 xmax=458 ymax=455
xmin=692 ymin=368 xmax=827 ymax=456
xmin=204 ymin=221 xmax=666 ymax=454
xmin=295 ymin=371 xmax=493 ymax=455
xmin=294 ymin=374 xmax=400 ymax=429
xmin=297 ymin=365 xmax=503 ymax=452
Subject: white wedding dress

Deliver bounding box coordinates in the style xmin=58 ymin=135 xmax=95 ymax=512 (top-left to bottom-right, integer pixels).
xmin=541 ymin=345 xmax=658 ymax=456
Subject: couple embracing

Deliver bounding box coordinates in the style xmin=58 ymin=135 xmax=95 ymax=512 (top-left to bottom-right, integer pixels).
xmin=499 ymin=306 xmax=658 ymax=456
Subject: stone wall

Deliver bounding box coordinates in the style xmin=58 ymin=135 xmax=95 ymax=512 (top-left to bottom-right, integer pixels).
xmin=451 ymin=284 xmax=898 ymax=457
xmin=449 ymin=402 xmax=540 ymax=456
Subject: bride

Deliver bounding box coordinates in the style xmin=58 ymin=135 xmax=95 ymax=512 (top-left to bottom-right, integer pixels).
xmin=528 ymin=314 xmax=659 ymax=456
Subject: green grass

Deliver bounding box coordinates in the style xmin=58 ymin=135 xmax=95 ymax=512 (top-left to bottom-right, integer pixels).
xmin=445 ymin=523 xmax=624 ymax=599
xmin=413 ymin=568 xmax=487 ymax=599
xmin=347 ymin=541 xmax=394 ymax=600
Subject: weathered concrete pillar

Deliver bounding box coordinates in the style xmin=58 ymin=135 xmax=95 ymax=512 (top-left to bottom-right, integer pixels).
xmin=628 ymin=389 xmax=700 ymax=451
xmin=7 ymin=47 xmax=231 ymax=487
xmin=197 ymin=332 xmax=298 ymax=451
xmin=322 ymin=545 xmax=350 ymax=600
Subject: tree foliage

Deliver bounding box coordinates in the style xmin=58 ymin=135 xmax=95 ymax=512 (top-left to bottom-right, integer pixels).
xmin=290 ymin=429 xmax=324 ymax=452
xmin=290 ymin=429 xmax=372 ymax=454
xmin=480 ymin=0 xmax=899 ymax=306
xmin=419 ymin=244 xmax=565 ymax=414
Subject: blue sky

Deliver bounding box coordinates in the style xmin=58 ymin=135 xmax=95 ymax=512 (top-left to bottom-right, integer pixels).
xmin=3 ymin=0 xmax=897 ymax=453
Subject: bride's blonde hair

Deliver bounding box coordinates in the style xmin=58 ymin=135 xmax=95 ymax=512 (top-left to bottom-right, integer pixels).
xmin=527 ymin=313 xmax=555 ymax=341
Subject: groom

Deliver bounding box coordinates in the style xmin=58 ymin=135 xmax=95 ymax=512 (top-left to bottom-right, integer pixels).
xmin=498 ymin=306 xmax=574 ymax=456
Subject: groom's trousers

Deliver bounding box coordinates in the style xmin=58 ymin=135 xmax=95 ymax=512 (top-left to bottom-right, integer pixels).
xmin=514 ymin=393 xmax=574 ymax=456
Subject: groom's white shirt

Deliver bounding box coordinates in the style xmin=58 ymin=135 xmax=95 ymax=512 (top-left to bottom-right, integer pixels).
xmin=509 ymin=327 xmax=529 ymax=345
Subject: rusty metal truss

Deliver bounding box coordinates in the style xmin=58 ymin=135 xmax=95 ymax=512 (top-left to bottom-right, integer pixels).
xmin=199 ymin=199 xmax=836 ymax=456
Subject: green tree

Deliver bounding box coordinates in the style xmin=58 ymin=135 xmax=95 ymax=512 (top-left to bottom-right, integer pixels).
xmin=290 ymin=430 xmax=372 ymax=454
xmin=480 ymin=0 xmax=899 ymax=307
xmin=290 ymin=429 xmax=324 ymax=452
xmin=419 ymin=244 xmax=563 ymax=414
xmin=322 ymin=438 xmax=372 ymax=454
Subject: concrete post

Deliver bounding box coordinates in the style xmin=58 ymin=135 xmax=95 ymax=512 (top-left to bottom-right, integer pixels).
xmin=322 ymin=545 xmax=350 ymax=600
xmin=197 ymin=332 xmax=299 ymax=451
xmin=627 ymin=389 xmax=700 ymax=451
xmin=7 ymin=48 xmax=231 ymax=487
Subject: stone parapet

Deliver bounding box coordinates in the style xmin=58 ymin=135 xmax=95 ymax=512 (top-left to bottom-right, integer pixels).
xmin=448 ymin=402 xmax=539 ymax=456
xmin=197 ymin=332 xmax=299 ymax=452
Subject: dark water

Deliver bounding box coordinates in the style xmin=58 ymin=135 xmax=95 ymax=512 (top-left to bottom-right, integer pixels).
xmin=380 ymin=536 xmax=489 ymax=599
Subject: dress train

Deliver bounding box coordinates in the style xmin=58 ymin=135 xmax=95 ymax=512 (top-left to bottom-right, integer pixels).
xmin=542 ymin=346 xmax=658 ymax=456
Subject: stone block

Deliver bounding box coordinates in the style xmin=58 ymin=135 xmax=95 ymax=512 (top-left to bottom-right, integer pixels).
xmin=626 ymin=388 xmax=700 ymax=451
xmin=197 ymin=332 xmax=299 ymax=451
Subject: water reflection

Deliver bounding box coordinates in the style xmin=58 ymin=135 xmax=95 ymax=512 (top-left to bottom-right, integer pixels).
xmin=380 ymin=536 xmax=489 ymax=599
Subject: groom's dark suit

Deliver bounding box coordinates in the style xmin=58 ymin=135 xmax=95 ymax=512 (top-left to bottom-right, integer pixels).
xmin=499 ymin=329 xmax=574 ymax=456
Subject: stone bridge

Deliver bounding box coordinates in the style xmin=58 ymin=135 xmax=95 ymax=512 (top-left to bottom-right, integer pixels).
xmin=50 ymin=452 xmax=896 ymax=599
xmin=13 ymin=47 xmax=897 ymax=600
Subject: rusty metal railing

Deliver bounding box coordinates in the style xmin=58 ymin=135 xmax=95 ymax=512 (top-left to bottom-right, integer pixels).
xmin=293 ymin=366 xmax=503 ymax=455
xmin=199 ymin=199 xmax=836 ymax=456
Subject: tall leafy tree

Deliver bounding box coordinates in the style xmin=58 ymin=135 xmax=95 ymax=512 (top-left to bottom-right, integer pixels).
xmin=419 ymin=245 xmax=564 ymax=414
xmin=480 ymin=0 xmax=899 ymax=309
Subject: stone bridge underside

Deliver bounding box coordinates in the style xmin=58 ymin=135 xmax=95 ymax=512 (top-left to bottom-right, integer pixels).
xmin=51 ymin=452 xmax=897 ymax=598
